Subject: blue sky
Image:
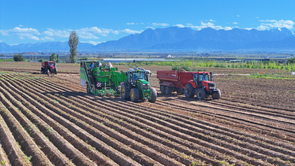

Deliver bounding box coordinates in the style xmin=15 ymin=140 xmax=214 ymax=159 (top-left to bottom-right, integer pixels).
xmin=0 ymin=0 xmax=294 ymax=45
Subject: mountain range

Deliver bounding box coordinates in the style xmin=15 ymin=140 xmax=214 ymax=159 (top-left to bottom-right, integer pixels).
xmin=1 ymin=27 xmax=295 ymax=53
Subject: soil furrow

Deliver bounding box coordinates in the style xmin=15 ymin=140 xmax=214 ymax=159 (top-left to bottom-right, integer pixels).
xmin=0 ymin=102 xmax=31 ymax=166
xmin=0 ymin=79 xmax=115 ymax=166
xmin=1 ymin=77 xmax=140 ymax=166
xmin=16 ymin=79 xmax=183 ymax=166
xmin=26 ymin=79 xmax=228 ymax=166
xmin=0 ymin=92 xmax=54 ymax=166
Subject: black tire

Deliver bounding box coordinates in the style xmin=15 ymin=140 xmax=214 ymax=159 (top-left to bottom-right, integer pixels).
xmin=130 ymin=88 xmax=140 ymax=102
xmin=184 ymin=83 xmax=194 ymax=98
xmin=148 ymin=88 xmax=157 ymax=103
xmin=212 ymin=89 xmax=221 ymax=99
xmin=195 ymin=88 xmax=206 ymax=100
xmin=160 ymin=85 xmax=165 ymax=94
xmin=47 ymin=69 xmax=50 ymax=76
xmin=86 ymin=84 xmax=91 ymax=94
xmin=165 ymin=86 xmax=172 ymax=95
xmin=121 ymin=83 xmax=129 ymax=100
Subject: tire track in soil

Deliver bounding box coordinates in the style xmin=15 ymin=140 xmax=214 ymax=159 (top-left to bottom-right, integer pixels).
xmin=24 ymin=76 xmax=292 ymax=165
xmin=0 ymin=77 xmax=141 ymax=166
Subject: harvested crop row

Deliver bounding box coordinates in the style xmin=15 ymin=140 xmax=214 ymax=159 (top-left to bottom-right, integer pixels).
xmin=23 ymin=78 xmax=227 ymax=166
xmin=208 ymin=99 xmax=295 ymax=120
xmin=156 ymin=99 xmax=295 ymax=142
xmin=25 ymin=75 xmax=295 ymax=165
xmin=0 ymin=102 xmax=30 ymax=166
xmin=0 ymin=80 xmax=116 ymax=166
xmin=96 ymin=98 xmax=293 ymax=165
xmin=12 ymin=77 xmax=188 ymax=166
xmin=1 ymin=77 xmax=141 ymax=166
xmin=0 ymin=81 xmax=95 ymax=166
xmin=25 ymin=77 xmax=278 ymax=165
xmin=4 ymin=76 xmax=173 ymax=166
xmin=0 ymin=91 xmax=54 ymax=166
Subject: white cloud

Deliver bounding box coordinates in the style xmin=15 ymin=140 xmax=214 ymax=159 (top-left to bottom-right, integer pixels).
xmin=233 ymin=22 xmax=238 ymax=25
xmin=120 ymin=29 xmax=143 ymax=34
xmin=237 ymin=15 xmax=240 ymax=17
xmin=0 ymin=26 xmax=41 ymax=40
xmin=127 ymin=22 xmax=144 ymax=25
xmin=81 ymin=41 xmax=101 ymax=45
xmin=41 ymin=36 xmax=54 ymax=41
xmin=43 ymin=29 xmax=70 ymax=38
xmin=174 ymin=24 xmax=185 ymax=28
xmin=185 ymin=22 xmax=232 ymax=30
xmin=152 ymin=23 xmax=170 ymax=27
xmin=257 ymin=19 xmax=294 ymax=30
xmin=0 ymin=40 xmax=2 ymax=42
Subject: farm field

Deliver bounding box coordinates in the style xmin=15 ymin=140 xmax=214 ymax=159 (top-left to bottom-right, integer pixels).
xmin=0 ymin=62 xmax=295 ymax=165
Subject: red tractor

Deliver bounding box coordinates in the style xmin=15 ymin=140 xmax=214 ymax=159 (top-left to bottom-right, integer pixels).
xmin=41 ymin=61 xmax=57 ymax=76
xmin=157 ymin=70 xmax=221 ymax=100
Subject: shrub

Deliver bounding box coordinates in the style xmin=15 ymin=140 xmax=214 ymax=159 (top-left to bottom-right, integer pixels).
xmin=13 ymin=54 xmax=24 ymax=61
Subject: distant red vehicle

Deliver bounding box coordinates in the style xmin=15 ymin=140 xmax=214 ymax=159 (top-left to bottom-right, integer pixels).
xmin=41 ymin=61 xmax=57 ymax=76
xmin=157 ymin=70 xmax=221 ymax=100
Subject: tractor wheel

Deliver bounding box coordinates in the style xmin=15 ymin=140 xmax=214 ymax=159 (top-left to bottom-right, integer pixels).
xmin=165 ymin=86 xmax=172 ymax=95
xmin=130 ymin=88 xmax=140 ymax=102
xmin=212 ymin=89 xmax=221 ymax=99
xmin=148 ymin=88 xmax=157 ymax=103
xmin=86 ymin=84 xmax=91 ymax=94
xmin=160 ymin=85 xmax=165 ymax=94
xmin=195 ymin=88 xmax=206 ymax=100
xmin=120 ymin=84 xmax=129 ymax=100
xmin=41 ymin=68 xmax=44 ymax=74
xmin=47 ymin=69 xmax=50 ymax=76
xmin=184 ymin=83 xmax=194 ymax=98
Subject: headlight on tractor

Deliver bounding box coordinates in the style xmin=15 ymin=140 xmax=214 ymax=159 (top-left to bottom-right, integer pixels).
xmin=142 ymin=83 xmax=149 ymax=89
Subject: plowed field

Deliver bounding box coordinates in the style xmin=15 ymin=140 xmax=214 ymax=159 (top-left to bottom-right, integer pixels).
xmin=0 ymin=62 xmax=295 ymax=166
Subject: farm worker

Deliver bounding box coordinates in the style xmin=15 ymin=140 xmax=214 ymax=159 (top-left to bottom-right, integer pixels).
xmin=89 ymin=62 xmax=94 ymax=71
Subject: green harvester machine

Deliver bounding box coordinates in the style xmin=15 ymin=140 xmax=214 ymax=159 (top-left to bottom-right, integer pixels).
xmin=80 ymin=61 xmax=127 ymax=96
xmin=121 ymin=67 xmax=157 ymax=102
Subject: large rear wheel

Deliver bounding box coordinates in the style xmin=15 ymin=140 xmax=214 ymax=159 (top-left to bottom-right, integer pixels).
xmin=160 ymin=85 xmax=165 ymax=94
xmin=165 ymin=86 xmax=172 ymax=95
xmin=195 ymin=88 xmax=205 ymax=100
xmin=184 ymin=83 xmax=194 ymax=98
xmin=148 ymin=88 xmax=157 ymax=103
xmin=121 ymin=84 xmax=129 ymax=100
xmin=130 ymin=88 xmax=140 ymax=102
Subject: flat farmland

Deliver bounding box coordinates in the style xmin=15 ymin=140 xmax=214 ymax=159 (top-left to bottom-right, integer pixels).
xmin=0 ymin=62 xmax=295 ymax=166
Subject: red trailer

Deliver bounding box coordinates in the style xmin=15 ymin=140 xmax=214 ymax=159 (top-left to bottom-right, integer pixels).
xmin=157 ymin=70 xmax=221 ymax=100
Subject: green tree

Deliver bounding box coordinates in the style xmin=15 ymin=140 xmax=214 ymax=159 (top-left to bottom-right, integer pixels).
xmin=68 ymin=31 xmax=79 ymax=63
xmin=13 ymin=54 xmax=24 ymax=61
xmin=49 ymin=52 xmax=56 ymax=61
xmin=56 ymin=54 xmax=59 ymax=63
